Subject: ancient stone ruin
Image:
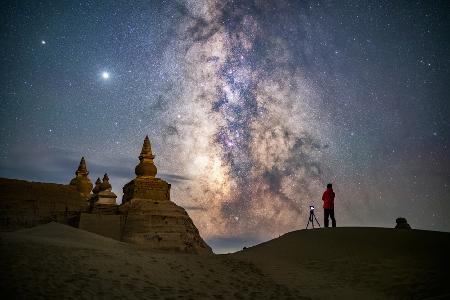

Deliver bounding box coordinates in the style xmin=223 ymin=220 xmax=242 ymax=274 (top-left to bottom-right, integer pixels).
xmin=0 ymin=136 xmax=212 ymax=254
xmin=0 ymin=178 xmax=86 ymax=230
xmin=69 ymin=156 xmax=93 ymax=198
xmin=88 ymin=173 xmax=118 ymax=214
xmin=119 ymin=136 xmax=211 ymax=254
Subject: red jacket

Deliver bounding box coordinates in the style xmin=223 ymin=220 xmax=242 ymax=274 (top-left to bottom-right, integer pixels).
xmin=322 ymin=188 xmax=335 ymax=209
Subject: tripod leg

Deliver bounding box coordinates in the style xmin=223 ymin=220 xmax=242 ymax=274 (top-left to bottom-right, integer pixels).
xmin=313 ymin=213 xmax=321 ymax=228
xmin=306 ymin=214 xmax=313 ymax=229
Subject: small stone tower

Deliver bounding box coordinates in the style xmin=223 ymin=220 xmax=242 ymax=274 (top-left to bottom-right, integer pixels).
xmin=120 ymin=135 xmax=212 ymax=254
xmin=135 ymin=135 xmax=157 ymax=178
xmin=122 ymin=135 xmax=169 ymax=204
xmin=70 ymin=157 xmax=93 ymax=198
xmin=93 ymin=177 xmax=102 ymax=195
xmin=96 ymin=174 xmax=117 ymax=206
xmin=89 ymin=173 xmax=118 ymax=214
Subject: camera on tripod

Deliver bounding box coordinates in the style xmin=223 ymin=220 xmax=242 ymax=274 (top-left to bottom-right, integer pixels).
xmin=306 ymin=205 xmax=321 ymax=229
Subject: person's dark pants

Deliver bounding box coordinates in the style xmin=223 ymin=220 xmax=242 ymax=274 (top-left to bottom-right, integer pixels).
xmin=324 ymin=208 xmax=336 ymax=228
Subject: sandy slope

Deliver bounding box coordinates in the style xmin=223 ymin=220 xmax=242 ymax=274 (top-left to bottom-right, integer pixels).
xmin=1 ymin=223 xmax=449 ymax=299
xmin=233 ymin=227 xmax=450 ymax=300
xmin=0 ymin=223 xmax=299 ymax=299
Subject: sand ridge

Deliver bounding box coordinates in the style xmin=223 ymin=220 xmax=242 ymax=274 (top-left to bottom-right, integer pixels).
xmin=233 ymin=227 xmax=450 ymax=299
xmin=1 ymin=222 xmax=301 ymax=299
xmin=1 ymin=223 xmax=449 ymax=299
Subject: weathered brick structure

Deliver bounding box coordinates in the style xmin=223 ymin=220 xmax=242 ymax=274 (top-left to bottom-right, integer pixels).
xmin=119 ymin=136 xmax=212 ymax=254
xmin=0 ymin=136 xmax=212 ymax=254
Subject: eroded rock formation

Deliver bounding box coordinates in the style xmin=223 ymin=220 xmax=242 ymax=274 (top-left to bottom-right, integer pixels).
xmin=120 ymin=136 xmax=212 ymax=254
xmin=0 ymin=178 xmax=86 ymax=231
xmin=395 ymin=217 xmax=411 ymax=229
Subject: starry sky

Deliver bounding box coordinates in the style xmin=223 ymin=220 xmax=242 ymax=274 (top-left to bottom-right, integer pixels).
xmin=1 ymin=0 xmax=449 ymax=253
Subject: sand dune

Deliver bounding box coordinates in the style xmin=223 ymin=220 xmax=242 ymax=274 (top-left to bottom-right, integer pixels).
xmin=1 ymin=223 xmax=449 ymax=299
xmin=1 ymin=223 xmax=297 ymax=299
xmin=233 ymin=227 xmax=450 ymax=299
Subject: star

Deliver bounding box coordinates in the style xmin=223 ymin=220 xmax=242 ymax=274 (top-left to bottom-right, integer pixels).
xmin=1 ymin=0 xmax=448 ymax=253
xmin=101 ymin=71 xmax=110 ymax=80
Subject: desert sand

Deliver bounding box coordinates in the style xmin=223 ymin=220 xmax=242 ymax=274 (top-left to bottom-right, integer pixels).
xmin=1 ymin=223 xmax=449 ymax=299
xmin=234 ymin=227 xmax=450 ymax=299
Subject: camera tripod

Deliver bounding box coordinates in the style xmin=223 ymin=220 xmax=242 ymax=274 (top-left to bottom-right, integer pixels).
xmin=306 ymin=208 xmax=321 ymax=229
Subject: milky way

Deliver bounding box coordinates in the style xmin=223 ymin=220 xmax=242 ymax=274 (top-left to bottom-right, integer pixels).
xmin=160 ymin=1 xmax=330 ymax=240
xmin=1 ymin=0 xmax=449 ymax=252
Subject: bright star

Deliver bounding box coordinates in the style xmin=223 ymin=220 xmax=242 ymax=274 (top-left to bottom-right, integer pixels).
xmin=41 ymin=40 xmax=46 ymax=45
xmin=101 ymin=71 xmax=110 ymax=79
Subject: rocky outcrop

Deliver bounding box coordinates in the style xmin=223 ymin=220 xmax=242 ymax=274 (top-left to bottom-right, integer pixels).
xmin=120 ymin=136 xmax=212 ymax=254
xmin=395 ymin=217 xmax=411 ymax=229
xmin=0 ymin=178 xmax=86 ymax=231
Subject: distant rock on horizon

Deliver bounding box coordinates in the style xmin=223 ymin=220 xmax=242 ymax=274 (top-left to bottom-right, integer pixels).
xmin=395 ymin=217 xmax=411 ymax=229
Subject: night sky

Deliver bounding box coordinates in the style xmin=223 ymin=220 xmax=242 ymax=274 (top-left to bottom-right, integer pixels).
xmin=1 ymin=0 xmax=449 ymax=253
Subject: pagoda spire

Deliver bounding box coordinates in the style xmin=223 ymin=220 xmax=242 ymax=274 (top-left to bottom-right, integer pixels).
xmin=135 ymin=135 xmax=157 ymax=177
xmin=70 ymin=156 xmax=93 ymax=197
xmin=100 ymin=173 xmax=112 ymax=191
xmin=75 ymin=157 xmax=89 ymax=176
xmin=92 ymin=177 xmax=102 ymax=194
xmin=139 ymin=135 xmax=155 ymax=160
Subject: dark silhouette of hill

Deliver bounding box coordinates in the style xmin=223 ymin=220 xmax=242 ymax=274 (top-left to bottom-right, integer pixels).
xmin=233 ymin=227 xmax=450 ymax=299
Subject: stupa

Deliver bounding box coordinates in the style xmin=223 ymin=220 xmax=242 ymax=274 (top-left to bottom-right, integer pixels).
xmin=69 ymin=157 xmax=93 ymax=198
xmin=121 ymin=135 xmax=168 ymax=204
xmin=88 ymin=174 xmax=118 ymax=214
xmin=96 ymin=174 xmax=117 ymax=205
xmin=92 ymin=177 xmax=102 ymax=194
xmin=119 ymin=136 xmax=212 ymax=254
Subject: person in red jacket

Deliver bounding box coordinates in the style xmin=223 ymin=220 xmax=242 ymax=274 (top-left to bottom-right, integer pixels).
xmin=322 ymin=183 xmax=336 ymax=227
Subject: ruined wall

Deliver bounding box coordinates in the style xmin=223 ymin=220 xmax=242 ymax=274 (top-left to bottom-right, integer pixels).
xmin=0 ymin=178 xmax=87 ymax=231
xmin=78 ymin=213 xmax=123 ymax=240
xmin=119 ymin=198 xmax=212 ymax=254
xmin=0 ymin=177 xmax=212 ymax=254
xmin=122 ymin=178 xmax=170 ymax=204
